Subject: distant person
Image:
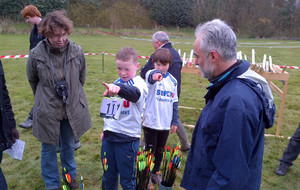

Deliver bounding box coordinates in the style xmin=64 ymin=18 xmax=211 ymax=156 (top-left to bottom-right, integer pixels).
xmin=100 ymin=47 xmax=148 ymax=190
xmin=140 ymin=31 xmax=190 ymax=151
xmin=20 ymin=5 xmax=45 ymax=129
xmin=27 ymin=10 xmax=92 ymax=190
xmin=180 ymin=19 xmax=276 ymax=189
xmin=276 ymin=122 xmax=300 ymax=176
xmin=142 ymin=48 xmax=178 ymax=189
xmin=0 ymin=59 xmax=20 ymax=190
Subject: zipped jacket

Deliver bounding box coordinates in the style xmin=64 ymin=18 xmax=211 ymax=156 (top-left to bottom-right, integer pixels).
xmin=27 ymin=39 xmax=92 ymax=145
xmin=181 ymin=60 xmax=275 ymax=190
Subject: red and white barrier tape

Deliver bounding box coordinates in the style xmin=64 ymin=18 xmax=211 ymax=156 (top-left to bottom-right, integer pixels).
xmin=1 ymin=53 xmax=298 ymax=69
xmin=95 ymin=30 xmax=121 ymax=38
xmin=90 ymin=52 xmax=150 ymax=59
xmin=0 ymin=52 xmax=150 ymax=60
xmin=0 ymin=55 xmax=28 ymax=59
xmin=278 ymin=65 xmax=300 ymax=70
xmin=84 ymin=53 xmax=102 ymax=56
xmin=101 ymin=52 xmax=116 ymax=56
xmin=138 ymin=55 xmax=150 ymax=59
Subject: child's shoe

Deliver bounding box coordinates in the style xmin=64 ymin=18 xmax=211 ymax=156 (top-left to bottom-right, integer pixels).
xmin=151 ymin=171 xmax=162 ymax=185
xmin=63 ymin=179 xmax=79 ymax=189
xmin=147 ymin=179 xmax=154 ymax=190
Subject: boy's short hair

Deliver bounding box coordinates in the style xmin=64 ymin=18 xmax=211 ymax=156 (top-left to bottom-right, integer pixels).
xmin=116 ymin=47 xmax=138 ymax=64
xmin=152 ymin=48 xmax=172 ymax=66
xmin=39 ymin=10 xmax=73 ymax=37
xmin=21 ymin=5 xmax=42 ymax=18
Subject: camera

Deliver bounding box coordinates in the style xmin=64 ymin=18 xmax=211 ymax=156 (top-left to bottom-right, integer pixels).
xmin=55 ymin=80 xmax=68 ymax=103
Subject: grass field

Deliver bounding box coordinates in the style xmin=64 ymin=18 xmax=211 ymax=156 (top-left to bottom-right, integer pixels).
xmin=0 ymin=28 xmax=300 ymax=189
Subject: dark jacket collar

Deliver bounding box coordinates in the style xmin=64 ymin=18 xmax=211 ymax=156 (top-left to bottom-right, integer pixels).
xmin=205 ymin=60 xmax=250 ymax=99
xmin=161 ymin=42 xmax=172 ymax=49
xmin=209 ymin=60 xmax=242 ymax=85
xmin=45 ymin=38 xmax=69 ymax=54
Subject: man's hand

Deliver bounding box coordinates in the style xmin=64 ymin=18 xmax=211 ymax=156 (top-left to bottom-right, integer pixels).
xmin=11 ymin=127 xmax=19 ymax=143
xmin=102 ymin=82 xmax=121 ymax=96
xmin=152 ymin=73 xmax=163 ymax=82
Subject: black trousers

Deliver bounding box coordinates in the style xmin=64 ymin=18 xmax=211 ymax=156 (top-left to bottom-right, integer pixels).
xmin=0 ymin=151 xmax=7 ymax=190
xmin=280 ymin=122 xmax=300 ymax=166
xmin=143 ymin=127 xmax=169 ymax=173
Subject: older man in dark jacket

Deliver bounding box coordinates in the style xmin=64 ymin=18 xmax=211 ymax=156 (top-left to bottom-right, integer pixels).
xmin=0 ymin=59 xmax=19 ymax=190
xmin=140 ymin=31 xmax=190 ymax=151
xmin=181 ymin=19 xmax=275 ymax=190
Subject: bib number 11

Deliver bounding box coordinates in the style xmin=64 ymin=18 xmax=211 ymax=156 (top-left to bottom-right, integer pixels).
xmin=100 ymin=97 xmax=123 ymax=119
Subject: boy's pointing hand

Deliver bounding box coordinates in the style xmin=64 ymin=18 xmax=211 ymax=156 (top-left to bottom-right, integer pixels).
xmin=152 ymin=73 xmax=163 ymax=82
xmin=102 ymin=82 xmax=121 ymax=96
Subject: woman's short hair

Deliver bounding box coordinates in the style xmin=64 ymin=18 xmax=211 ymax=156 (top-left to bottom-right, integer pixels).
xmin=21 ymin=5 xmax=42 ymax=18
xmin=39 ymin=10 xmax=73 ymax=37
xmin=152 ymin=48 xmax=172 ymax=66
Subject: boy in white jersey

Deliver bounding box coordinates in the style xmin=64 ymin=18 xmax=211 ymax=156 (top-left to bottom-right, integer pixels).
xmin=100 ymin=47 xmax=148 ymax=190
xmin=142 ymin=48 xmax=178 ymax=188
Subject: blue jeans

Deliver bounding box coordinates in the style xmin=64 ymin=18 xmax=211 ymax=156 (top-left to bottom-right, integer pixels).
xmin=0 ymin=151 xmax=7 ymax=190
xmin=28 ymin=107 xmax=33 ymax=120
xmin=41 ymin=119 xmax=76 ymax=190
xmin=101 ymin=138 xmax=139 ymax=190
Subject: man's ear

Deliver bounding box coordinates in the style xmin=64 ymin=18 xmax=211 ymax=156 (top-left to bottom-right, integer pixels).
xmin=157 ymin=41 xmax=164 ymax=47
xmin=136 ymin=62 xmax=140 ymax=70
xmin=209 ymin=50 xmax=219 ymax=63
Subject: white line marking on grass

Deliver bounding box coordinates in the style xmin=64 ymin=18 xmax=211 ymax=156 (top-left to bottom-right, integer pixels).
xmin=179 ymin=106 xmax=201 ymax=110
xmin=264 ymin=134 xmax=291 ymax=139
xmin=184 ymin=125 xmax=292 ymax=140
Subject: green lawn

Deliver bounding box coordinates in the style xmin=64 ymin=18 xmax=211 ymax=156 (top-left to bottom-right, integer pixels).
xmin=0 ymin=31 xmax=300 ymax=189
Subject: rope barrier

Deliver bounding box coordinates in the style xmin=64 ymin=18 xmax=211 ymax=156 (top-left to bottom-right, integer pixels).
xmin=0 ymin=52 xmax=149 ymax=59
xmin=1 ymin=52 xmax=298 ymax=69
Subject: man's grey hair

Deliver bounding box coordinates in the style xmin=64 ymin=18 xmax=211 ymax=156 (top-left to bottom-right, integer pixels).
xmin=195 ymin=19 xmax=237 ymax=62
xmin=152 ymin=31 xmax=169 ymax=43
